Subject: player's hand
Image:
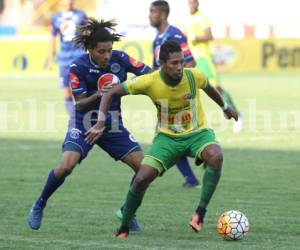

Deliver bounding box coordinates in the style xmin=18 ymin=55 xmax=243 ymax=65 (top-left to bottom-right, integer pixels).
xmin=224 ymin=106 xmax=238 ymax=121
xmin=100 ymin=83 xmax=115 ymax=95
xmin=84 ymin=122 xmax=105 ymax=145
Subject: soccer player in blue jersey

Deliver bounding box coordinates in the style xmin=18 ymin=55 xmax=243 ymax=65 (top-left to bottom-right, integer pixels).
xmin=47 ymin=0 xmax=87 ymax=116
xmin=149 ymin=0 xmax=200 ymax=188
xmin=28 ymin=18 xmax=151 ymax=231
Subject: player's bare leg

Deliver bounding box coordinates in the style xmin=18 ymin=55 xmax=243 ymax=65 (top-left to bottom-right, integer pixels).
xmin=28 ymin=151 xmax=81 ymax=230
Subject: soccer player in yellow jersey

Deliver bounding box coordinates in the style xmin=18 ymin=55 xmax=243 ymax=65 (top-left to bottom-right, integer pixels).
xmin=186 ymin=0 xmax=243 ymax=133
xmin=85 ymin=40 xmax=238 ymax=238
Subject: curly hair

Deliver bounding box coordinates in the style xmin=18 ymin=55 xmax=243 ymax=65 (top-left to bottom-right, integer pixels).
xmin=73 ymin=18 xmax=122 ymax=51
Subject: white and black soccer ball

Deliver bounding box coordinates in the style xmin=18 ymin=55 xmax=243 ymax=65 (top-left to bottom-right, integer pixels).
xmin=217 ymin=210 xmax=249 ymax=240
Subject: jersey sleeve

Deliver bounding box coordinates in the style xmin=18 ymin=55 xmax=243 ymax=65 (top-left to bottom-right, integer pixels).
xmin=120 ymin=51 xmax=151 ymax=76
xmin=171 ymin=31 xmax=194 ymax=63
xmin=122 ymin=74 xmax=151 ymax=95
xmin=192 ymin=68 xmax=208 ymax=89
xmin=69 ymin=64 xmax=87 ymax=96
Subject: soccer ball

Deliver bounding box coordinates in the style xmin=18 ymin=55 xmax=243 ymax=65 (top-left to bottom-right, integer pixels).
xmin=217 ymin=210 xmax=249 ymax=240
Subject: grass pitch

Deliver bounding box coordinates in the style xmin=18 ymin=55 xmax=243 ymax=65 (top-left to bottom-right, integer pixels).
xmin=0 ymin=73 xmax=299 ymax=249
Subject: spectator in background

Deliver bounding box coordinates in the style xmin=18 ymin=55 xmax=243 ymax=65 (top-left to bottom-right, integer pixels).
xmin=185 ymin=0 xmax=243 ymax=133
xmin=47 ymin=0 xmax=87 ymax=116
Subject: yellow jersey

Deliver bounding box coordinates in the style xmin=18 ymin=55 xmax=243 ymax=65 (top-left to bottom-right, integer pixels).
xmin=123 ymin=68 xmax=208 ymax=136
xmin=185 ymin=10 xmax=211 ymax=58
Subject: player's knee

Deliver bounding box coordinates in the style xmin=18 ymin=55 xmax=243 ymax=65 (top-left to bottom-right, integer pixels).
xmin=133 ymin=175 xmax=150 ymax=190
xmin=203 ymin=146 xmax=223 ymax=168
xmin=207 ymin=152 xmax=223 ymax=168
xmin=58 ymin=160 xmax=77 ymax=177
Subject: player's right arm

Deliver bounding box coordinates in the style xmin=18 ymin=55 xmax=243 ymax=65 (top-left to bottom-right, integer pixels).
xmin=84 ymin=84 xmax=127 ymax=144
xmin=85 ymin=75 xmax=151 ymax=144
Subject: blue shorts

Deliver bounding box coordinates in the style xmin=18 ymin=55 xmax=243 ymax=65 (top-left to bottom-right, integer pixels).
xmin=59 ymin=65 xmax=70 ymax=89
xmin=62 ymin=125 xmax=142 ymax=162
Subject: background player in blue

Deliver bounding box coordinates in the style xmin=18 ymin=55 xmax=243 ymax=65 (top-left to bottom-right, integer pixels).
xmin=47 ymin=0 xmax=87 ymax=116
xmin=149 ymin=0 xmax=200 ymax=187
xmin=28 ymin=18 xmax=151 ymax=232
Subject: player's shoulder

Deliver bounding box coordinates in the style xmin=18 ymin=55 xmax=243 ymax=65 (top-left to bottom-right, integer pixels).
xmin=69 ymin=54 xmax=89 ymax=71
xmin=51 ymin=11 xmax=61 ymax=20
xmin=184 ymin=68 xmax=204 ymax=78
xmin=134 ymin=69 xmax=156 ymax=82
xmin=72 ymin=9 xmax=86 ymax=17
xmin=168 ymin=25 xmax=185 ymax=39
xmin=195 ymin=11 xmax=210 ymax=24
xmin=169 ymin=25 xmax=184 ymax=35
xmin=112 ymin=50 xmax=128 ymax=59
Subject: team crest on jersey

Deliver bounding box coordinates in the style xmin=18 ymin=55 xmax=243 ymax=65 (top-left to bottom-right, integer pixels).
xmin=184 ymin=93 xmax=193 ymax=100
xmin=110 ymin=63 xmax=121 ymax=73
xmin=129 ymin=57 xmax=144 ymax=68
xmin=70 ymin=128 xmax=82 ymax=139
xmin=69 ymin=72 xmax=80 ymax=89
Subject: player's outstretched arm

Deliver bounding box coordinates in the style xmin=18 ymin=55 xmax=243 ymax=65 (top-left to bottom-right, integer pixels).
xmin=84 ymin=84 xmax=127 ymax=144
xmin=203 ymin=82 xmax=238 ymax=121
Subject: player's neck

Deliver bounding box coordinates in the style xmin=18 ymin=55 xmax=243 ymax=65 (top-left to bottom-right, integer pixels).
xmin=158 ymin=22 xmax=169 ymax=34
xmin=160 ymin=70 xmax=181 ymax=87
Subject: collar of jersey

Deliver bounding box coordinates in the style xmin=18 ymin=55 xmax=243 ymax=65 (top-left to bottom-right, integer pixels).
xmin=158 ymin=25 xmax=170 ymax=37
xmin=89 ymin=55 xmax=100 ymax=68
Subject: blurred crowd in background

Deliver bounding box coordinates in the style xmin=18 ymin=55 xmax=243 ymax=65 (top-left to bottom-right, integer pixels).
xmin=0 ymin=0 xmax=299 ymax=39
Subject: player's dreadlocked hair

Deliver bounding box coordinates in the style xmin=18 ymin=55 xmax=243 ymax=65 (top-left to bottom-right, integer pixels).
xmin=73 ymin=18 xmax=122 ymax=51
xmin=151 ymin=0 xmax=170 ymax=16
xmin=159 ymin=40 xmax=182 ymax=61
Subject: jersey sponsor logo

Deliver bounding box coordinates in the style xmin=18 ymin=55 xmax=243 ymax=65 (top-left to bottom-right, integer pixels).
xmin=174 ymin=34 xmax=183 ymax=39
xmin=89 ymin=68 xmax=100 ymax=73
xmin=69 ymin=72 xmax=80 ymax=89
xmin=110 ymin=63 xmax=121 ymax=73
xmin=129 ymin=134 xmax=138 ymax=143
xmin=70 ymin=128 xmax=82 ymax=139
xmin=129 ymin=57 xmax=144 ymax=68
xmin=97 ymin=73 xmax=120 ymax=89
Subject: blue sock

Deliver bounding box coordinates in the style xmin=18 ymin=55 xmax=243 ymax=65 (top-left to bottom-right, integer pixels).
xmin=36 ymin=169 xmax=65 ymax=208
xmin=64 ymin=97 xmax=74 ymax=117
xmin=176 ymin=156 xmax=199 ymax=184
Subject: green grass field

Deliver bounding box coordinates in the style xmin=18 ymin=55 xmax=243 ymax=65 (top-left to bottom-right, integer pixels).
xmin=0 ymin=73 xmax=299 ymax=249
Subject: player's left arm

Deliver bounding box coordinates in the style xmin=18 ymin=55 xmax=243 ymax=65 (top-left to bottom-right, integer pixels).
xmin=203 ymin=82 xmax=238 ymax=121
xmin=85 ymin=84 xmax=127 ymax=144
